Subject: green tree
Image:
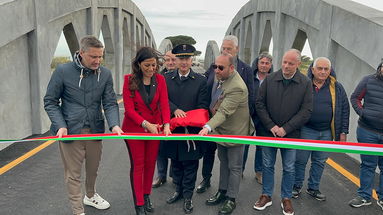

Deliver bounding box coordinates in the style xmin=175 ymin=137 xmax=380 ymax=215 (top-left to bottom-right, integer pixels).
xmin=299 ymin=55 xmax=313 ymax=75
xmin=165 ymin=35 xmax=196 ymax=46
xmin=51 ymin=56 xmax=71 ymax=69
xmin=165 ymin=35 xmax=202 ymax=56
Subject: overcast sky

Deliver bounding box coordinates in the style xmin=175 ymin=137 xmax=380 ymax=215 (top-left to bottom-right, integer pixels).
xmin=55 ymin=0 xmax=383 ymax=59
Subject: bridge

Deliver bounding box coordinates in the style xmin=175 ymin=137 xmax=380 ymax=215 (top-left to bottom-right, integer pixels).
xmin=1 ymin=0 xmax=383 ymax=214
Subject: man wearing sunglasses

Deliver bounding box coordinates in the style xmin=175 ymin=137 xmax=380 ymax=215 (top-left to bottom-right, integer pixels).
xmin=196 ymin=35 xmax=255 ymax=194
xmin=199 ymin=53 xmax=254 ymax=215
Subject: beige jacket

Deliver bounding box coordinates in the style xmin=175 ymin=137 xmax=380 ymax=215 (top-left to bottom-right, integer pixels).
xmin=208 ymin=70 xmax=254 ymax=147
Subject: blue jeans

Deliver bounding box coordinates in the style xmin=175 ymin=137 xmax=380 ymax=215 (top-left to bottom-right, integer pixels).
xmin=262 ymin=146 xmax=296 ymax=198
xmin=294 ymin=126 xmax=331 ymax=190
xmin=242 ymin=145 xmax=263 ymax=172
xmin=356 ymin=126 xmax=383 ymax=200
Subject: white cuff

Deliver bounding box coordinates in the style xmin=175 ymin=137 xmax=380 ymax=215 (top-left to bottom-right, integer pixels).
xmin=203 ymin=124 xmax=212 ymax=132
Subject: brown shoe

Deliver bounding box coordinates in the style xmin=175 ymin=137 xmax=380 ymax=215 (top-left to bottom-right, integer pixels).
xmin=253 ymin=194 xmax=272 ymax=210
xmin=281 ymin=198 xmax=294 ymax=215
xmin=255 ymin=172 xmax=262 ymax=185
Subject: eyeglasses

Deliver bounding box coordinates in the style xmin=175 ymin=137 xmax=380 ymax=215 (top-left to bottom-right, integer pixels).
xmin=315 ymin=67 xmax=330 ymax=72
xmin=212 ymin=64 xmax=225 ymax=71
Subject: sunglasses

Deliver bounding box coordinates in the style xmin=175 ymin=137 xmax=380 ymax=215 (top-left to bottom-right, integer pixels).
xmin=212 ymin=64 xmax=225 ymax=71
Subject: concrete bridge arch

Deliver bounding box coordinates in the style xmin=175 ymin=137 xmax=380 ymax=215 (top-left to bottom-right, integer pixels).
xmin=158 ymin=39 xmax=173 ymax=54
xmin=0 ymin=0 xmax=155 ymax=139
xmin=218 ymin=0 xmax=383 ymax=140
xmin=204 ymin=40 xmax=220 ymax=70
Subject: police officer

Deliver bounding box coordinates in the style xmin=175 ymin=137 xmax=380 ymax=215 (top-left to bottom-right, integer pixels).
xmin=163 ymin=44 xmax=209 ymax=214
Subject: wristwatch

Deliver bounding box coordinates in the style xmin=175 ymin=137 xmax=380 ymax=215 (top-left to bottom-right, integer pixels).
xmin=142 ymin=120 xmax=147 ymax=128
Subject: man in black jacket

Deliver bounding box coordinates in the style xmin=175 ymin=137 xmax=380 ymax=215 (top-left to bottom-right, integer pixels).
xmin=253 ymin=49 xmax=312 ymax=215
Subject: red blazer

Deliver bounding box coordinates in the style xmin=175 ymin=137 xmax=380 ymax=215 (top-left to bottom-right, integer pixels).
xmin=122 ymin=73 xmax=171 ymax=133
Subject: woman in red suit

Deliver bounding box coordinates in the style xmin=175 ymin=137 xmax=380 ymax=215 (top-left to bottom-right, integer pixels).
xmin=122 ymin=47 xmax=171 ymax=215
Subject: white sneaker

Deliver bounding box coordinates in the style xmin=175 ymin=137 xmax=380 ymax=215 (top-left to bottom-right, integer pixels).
xmin=83 ymin=193 xmax=110 ymax=210
xmin=77 ymin=213 xmax=85 ymax=215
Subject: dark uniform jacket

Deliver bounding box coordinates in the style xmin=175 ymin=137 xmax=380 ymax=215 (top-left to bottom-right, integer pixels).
xmin=162 ymin=69 xmax=209 ymax=161
xmin=255 ymin=70 xmax=313 ymax=138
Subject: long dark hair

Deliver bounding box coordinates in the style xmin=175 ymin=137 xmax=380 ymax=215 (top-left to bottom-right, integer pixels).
xmin=129 ymin=47 xmax=162 ymax=92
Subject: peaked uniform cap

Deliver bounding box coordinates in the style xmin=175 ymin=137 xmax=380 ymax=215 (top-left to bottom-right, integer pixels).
xmin=172 ymin=44 xmax=196 ymax=58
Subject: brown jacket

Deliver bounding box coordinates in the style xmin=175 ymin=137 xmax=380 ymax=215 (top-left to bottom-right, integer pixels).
xmin=207 ymin=71 xmax=254 ymax=147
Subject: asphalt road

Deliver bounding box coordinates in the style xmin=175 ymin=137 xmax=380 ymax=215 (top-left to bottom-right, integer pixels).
xmin=1 ymin=137 xmax=382 ymax=214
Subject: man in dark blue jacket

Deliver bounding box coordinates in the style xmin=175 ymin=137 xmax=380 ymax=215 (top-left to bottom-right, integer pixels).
xmin=243 ymin=52 xmax=273 ymax=184
xmin=152 ymin=50 xmax=177 ymax=188
xmin=44 ymin=35 xmax=122 ymax=215
xmin=292 ymin=57 xmax=350 ymax=201
xmin=349 ymin=62 xmax=383 ymax=209
xmin=196 ymin=35 xmax=255 ymax=194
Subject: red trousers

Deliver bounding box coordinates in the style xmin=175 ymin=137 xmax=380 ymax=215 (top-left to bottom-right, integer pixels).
xmin=125 ymin=139 xmax=160 ymax=206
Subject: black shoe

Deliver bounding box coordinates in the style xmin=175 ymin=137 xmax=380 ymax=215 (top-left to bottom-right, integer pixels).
xmin=206 ymin=191 xmax=227 ymax=205
xmin=166 ymin=192 xmax=183 ymax=204
xmin=152 ymin=177 xmax=166 ymax=188
xmin=218 ymin=199 xmax=236 ymax=215
xmin=292 ymin=186 xmax=302 ymax=199
xmin=135 ymin=205 xmax=147 ymax=215
xmin=144 ymin=194 xmax=154 ymax=212
xmin=306 ymin=189 xmax=326 ymax=201
xmin=196 ymin=178 xmax=211 ymax=193
xmin=183 ymin=198 xmax=193 ymax=214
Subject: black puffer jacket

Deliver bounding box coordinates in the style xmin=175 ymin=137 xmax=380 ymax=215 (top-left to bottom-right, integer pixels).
xmin=350 ymin=63 xmax=383 ymax=133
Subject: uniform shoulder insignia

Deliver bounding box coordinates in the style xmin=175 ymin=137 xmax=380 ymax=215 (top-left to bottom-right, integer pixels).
xmin=193 ymin=73 xmax=205 ymax=78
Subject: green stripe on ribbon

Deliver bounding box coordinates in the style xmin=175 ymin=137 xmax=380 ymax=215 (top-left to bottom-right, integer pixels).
xmin=1 ymin=133 xmax=380 ymax=156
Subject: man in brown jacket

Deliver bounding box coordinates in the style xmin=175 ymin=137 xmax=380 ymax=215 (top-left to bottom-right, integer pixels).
xmin=199 ymin=53 xmax=254 ymax=215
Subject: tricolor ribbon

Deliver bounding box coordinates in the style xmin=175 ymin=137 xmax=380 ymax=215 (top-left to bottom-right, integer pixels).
xmin=1 ymin=133 xmax=383 ymax=156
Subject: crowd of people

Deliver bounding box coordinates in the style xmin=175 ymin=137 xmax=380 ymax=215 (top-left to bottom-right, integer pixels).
xmin=43 ymin=35 xmax=383 ymax=215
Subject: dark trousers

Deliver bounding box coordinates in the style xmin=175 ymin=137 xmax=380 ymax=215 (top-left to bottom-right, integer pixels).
xmin=172 ymin=159 xmax=199 ymax=199
xmin=157 ymin=141 xmax=173 ymax=179
xmin=201 ymin=141 xmax=217 ymax=179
